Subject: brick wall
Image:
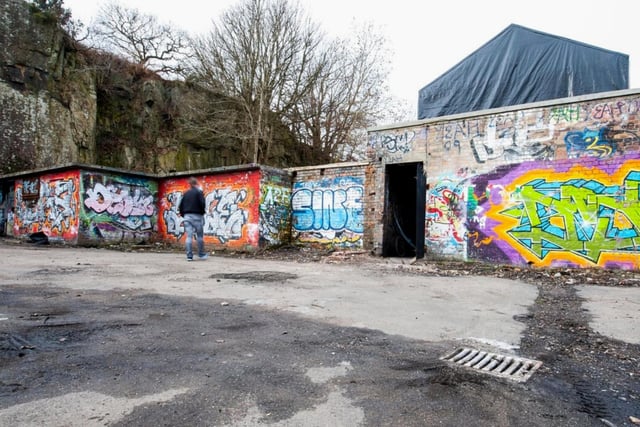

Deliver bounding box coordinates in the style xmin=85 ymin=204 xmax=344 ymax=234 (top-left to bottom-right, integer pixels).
xmin=290 ymin=163 xmax=367 ymax=249
xmin=369 ymin=90 xmax=640 ymax=269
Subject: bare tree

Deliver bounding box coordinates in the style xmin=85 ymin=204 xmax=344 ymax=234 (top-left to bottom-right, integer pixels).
xmin=289 ymin=23 xmax=402 ymax=163
xmin=190 ymin=0 xmax=324 ymax=163
xmin=89 ymin=1 xmax=188 ymax=76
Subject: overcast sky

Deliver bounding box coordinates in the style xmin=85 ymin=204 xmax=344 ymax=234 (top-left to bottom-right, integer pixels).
xmin=64 ymin=0 xmax=639 ymax=118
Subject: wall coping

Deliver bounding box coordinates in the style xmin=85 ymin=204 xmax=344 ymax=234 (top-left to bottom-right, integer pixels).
xmin=163 ymin=163 xmax=261 ymax=178
xmin=368 ymin=88 xmax=640 ymax=133
xmin=0 ymin=163 xmax=158 ymax=181
xmin=286 ymin=161 xmax=370 ymax=173
xmin=0 ymin=163 xmax=290 ymax=181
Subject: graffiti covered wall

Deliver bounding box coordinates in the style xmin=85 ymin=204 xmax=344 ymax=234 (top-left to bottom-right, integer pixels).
xmin=366 ymin=90 xmax=640 ymax=268
xmin=368 ymin=126 xmax=427 ymax=164
xmin=292 ymin=166 xmax=365 ymax=248
xmin=260 ymin=169 xmax=291 ymax=246
xmin=13 ymin=170 xmax=81 ymax=242
xmin=469 ymin=156 xmax=640 ymax=269
xmin=0 ymin=183 xmax=14 ymax=236
xmin=158 ymin=170 xmax=261 ymax=250
xmin=425 ymin=175 xmax=471 ymax=258
xmin=420 ymin=92 xmax=640 ymax=267
xmin=425 ymin=96 xmax=640 ymax=177
xmin=79 ymin=172 xmax=158 ymax=243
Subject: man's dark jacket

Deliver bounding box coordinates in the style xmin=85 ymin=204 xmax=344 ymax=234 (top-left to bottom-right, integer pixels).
xmin=179 ymin=187 xmax=206 ymax=216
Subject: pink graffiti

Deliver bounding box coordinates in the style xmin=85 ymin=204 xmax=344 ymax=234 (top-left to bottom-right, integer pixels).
xmin=84 ymin=183 xmax=155 ymax=217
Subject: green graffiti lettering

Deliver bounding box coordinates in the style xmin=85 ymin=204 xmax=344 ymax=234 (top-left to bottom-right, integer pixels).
xmin=500 ymin=172 xmax=640 ymax=263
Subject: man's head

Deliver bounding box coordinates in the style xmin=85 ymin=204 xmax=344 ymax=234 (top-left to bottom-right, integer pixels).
xmin=188 ymin=177 xmax=199 ymax=188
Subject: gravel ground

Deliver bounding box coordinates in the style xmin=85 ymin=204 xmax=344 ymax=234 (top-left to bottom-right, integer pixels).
xmin=1 ymin=240 xmax=639 ymax=426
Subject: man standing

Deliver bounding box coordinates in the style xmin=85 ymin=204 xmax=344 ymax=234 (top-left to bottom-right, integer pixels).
xmin=178 ymin=177 xmax=208 ymax=261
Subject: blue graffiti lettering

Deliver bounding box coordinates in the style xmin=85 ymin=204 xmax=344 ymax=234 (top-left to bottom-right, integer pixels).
xmin=292 ymin=186 xmax=363 ymax=233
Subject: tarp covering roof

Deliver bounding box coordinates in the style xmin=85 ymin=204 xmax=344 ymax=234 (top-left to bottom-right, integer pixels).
xmin=417 ymin=24 xmax=629 ymax=120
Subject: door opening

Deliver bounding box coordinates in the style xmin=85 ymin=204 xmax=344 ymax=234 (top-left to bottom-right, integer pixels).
xmin=383 ymin=162 xmax=426 ymax=258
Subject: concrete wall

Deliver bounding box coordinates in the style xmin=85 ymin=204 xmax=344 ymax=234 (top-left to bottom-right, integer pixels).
xmin=291 ymin=163 xmax=367 ymax=249
xmin=369 ymin=89 xmax=640 ymax=269
xmin=13 ymin=170 xmax=81 ymax=243
xmin=158 ymin=169 xmax=261 ymax=251
xmin=79 ymin=171 xmax=158 ymax=244
xmin=9 ymin=168 xmax=158 ymax=244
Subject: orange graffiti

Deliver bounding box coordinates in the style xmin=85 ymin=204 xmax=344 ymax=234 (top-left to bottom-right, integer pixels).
xmin=158 ymin=170 xmax=261 ymax=250
xmin=487 ymin=160 xmax=640 ymax=268
xmin=13 ymin=170 xmax=81 ymax=242
xmin=467 ymin=231 xmax=494 ymax=247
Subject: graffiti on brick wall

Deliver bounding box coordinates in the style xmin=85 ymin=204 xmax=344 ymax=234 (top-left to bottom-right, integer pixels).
xmin=437 ymin=112 xmax=556 ymax=163
xmin=480 ymin=159 xmax=640 ymax=268
xmin=21 ymin=178 xmax=40 ymax=198
xmin=549 ymin=105 xmax=581 ymax=123
xmin=292 ymin=176 xmax=364 ymax=247
xmin=432 ymin=97 xmax=640 ymax=168
xmin=369 ymin=130 xmax=415 ymax=154
xmin=469 ymin=112 xmax=556 ymax=164
xmin=158 ymin=172 xmax=260 ymax=248
xmin=81 ymin=174 xmax=157 ymax=241
xmin=585 ymin=99 xmax=640 ymax=122
xmin=14 ymin=172 xmax=80 ymax=240
xmin=441 ymin=120 xmax=482 ymax=155
xmin=426 ymin=177 xmax=468 ymax=256
xmin=564 ymin=127 xmax=640 ymax=159
xmin=259 ymin=184 xmax=291 ymax=245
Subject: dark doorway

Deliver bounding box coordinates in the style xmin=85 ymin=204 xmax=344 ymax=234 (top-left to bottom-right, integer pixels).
xmin=383 ymin=162 xmax=426 ymax=258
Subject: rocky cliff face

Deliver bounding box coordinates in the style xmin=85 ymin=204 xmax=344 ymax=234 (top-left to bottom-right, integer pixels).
xmin=0 ymin=0 xmax=96 ymax=174
xmin=0 ymin=0 xmax=310 ymax=176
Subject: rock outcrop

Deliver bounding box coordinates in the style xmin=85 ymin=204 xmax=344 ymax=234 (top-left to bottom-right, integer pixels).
xmin=0 ymin=0 xmax=96 ymax=174
xmin=0 ymin=0 xmax=310 ymax=175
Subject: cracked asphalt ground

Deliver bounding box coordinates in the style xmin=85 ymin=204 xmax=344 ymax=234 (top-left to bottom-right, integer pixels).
xmin=0 ymin=243 xmax=639 ymax=426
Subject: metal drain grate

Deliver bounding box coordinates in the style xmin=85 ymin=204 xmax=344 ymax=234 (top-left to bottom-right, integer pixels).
xmin=440 ymin=347 xmax=542 ymax=382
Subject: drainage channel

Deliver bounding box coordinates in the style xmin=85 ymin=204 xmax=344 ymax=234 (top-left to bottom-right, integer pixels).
xmin=440 ymin=347 xmax=542 ymax=382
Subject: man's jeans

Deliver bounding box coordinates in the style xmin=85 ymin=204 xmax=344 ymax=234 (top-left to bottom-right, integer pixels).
xmin=183 ymin=213 xmax=205 ymax=259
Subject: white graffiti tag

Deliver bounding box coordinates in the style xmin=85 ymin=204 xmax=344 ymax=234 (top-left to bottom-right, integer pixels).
xmin=470 ymin=111 xmax=555 ymax=163
xmin=163 ymin=191 xmax=184 ymax=238
xmin=42 ymin=179 xmax=77 ymax=233
xmin=204 ymin=189 xmax=248 ymax=243
xmin=85 ymin=183 xmax=155 ymax=217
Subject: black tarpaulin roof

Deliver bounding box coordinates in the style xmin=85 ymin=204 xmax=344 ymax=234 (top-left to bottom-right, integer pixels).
xmin=417 ymin=24 xmax=629 ymax=120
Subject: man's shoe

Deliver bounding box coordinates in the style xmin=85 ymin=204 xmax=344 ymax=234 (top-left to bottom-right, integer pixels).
xmin=187 ymin=257 xmax=193 ymax=261
xmin=198 ymin=254 xmax=209 ymax=260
